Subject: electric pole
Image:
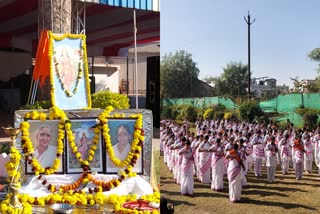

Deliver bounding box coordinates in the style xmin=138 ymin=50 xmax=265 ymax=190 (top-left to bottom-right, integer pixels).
xmin=244 ymin=11 xmax=255 ymax=98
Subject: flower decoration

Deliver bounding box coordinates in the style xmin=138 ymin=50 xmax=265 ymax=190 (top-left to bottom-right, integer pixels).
xmin=0 ymin=191 xmax=160 ymax=213
xmin=101 ymin=112 xmax=144 ymax=168
xmin=0 ymin=105 xmax=150 ymax=213
xmin=65 ymin=122 xmax=100 ymax=167
xmin=48 ymin=31 xmax=92 ymax=107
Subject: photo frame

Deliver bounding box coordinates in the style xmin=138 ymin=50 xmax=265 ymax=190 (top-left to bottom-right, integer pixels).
xmin=25 ymin=120 xmax=64 ymax=174
xmin=105 ymin=119 xmax=143 ymax=174
xmin=66 ymin=119 xmax=103 ymax=173
xmin=49 ymin=32 xmax=91 ymax=110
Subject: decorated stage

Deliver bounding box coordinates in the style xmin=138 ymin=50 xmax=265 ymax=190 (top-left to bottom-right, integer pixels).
xmin=0 ymin=30 xmax=159 ymax=214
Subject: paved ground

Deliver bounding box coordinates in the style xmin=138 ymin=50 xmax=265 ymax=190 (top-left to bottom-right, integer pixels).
xmin=152 ymin=127 xmax=160 ymax=151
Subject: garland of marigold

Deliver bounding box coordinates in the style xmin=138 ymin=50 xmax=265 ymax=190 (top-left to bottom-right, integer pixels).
xmin=65 ymin=106 xmax=114 ymax=167
xmin=48 ymin=31 xmax=92 ymax=108
xmin=100 ymin=109 xmax=145 ymax=168
xmin=0 ymin=192 xmax=160 ymax=214
xmin=5 ymin=147 xmax=22 ymax=187
xmin=65 ymin=121 xmax=100 ymax=168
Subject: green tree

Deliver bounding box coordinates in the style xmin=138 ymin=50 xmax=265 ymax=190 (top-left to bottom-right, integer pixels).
xmin=307 ymin=48 xmax=320 ymax=92
xmin=308 ymin=48 xmax=320 ymax=73
xmin=203 ymin=62 xmax=248 ymax=96
xmin=160 ymin=50 xmax=200 ymax=98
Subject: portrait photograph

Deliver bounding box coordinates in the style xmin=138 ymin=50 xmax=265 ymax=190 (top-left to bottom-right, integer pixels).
xmin=105 ymin=119 xmax=143 ymax=174
xmin=66 ymin=119 xmax=103 ymax=173
xmin=50 ymin=34 xmax=91 ymax=110
xmin=25 ymin=120 xmax=63 ymax=174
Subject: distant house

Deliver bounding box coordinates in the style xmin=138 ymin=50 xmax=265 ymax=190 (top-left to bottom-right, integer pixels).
xmin=251 ymin=78 xmax=277 ymax=98
xmin=251 ymin=77 xmax=289 ymax=99
xmin=276 ymin=85 xmax=289 ymax=94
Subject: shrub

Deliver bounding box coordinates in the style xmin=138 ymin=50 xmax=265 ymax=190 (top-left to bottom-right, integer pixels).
xmin=303 ymin=112 xmax=319 ymax=130
xmin=295 ymin=107 xmax=319 ymax=116
xmin=295 ymin=107 xmax=320 ymax=129
xmin=224 ymin=111 xmax=239 ymax=121
xmin=161 ymin=105 xmax=173 ymax=119
xmin=196 ymin=107 xmax=206 ymax=119
xmin=203 ymin=109 xmax=214 ymax=120
xmin=178 ymin=105 xmax=198 ymax=122
xmin=91 ymin=91 xmax=129 ymax=109
xmin=211 ymin=103 xmax=227 ymax=112
xmin=239 ymin=99 xmax=264 ymax=122
xmin=21 ymin=100 xmax=51 ymax=110
xmin=214 ymin=111 xmax=225 ymax=120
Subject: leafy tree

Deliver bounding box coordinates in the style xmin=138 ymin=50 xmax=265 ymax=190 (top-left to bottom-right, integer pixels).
xmin=203 ymin=62 xmax=248 ymax=96
xmin=161 ymin=50 xmax=200 ymax=98
xmin=308 ymin=48 xmax=320 ymax=73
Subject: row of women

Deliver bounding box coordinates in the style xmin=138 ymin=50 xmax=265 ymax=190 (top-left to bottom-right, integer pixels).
xmin=160 ymin=119 xmax=320 ymax=203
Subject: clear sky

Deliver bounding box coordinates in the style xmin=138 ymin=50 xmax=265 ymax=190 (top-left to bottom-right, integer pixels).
xmin=160 ymin=0 xmax=320 ymax=87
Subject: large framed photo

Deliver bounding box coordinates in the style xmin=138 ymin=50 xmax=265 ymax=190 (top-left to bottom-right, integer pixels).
xmin=49 ymin=33 xmax=91 ymax=110
xmin=66 ymin=119 xmax=103 ymax=173
xmin=105 ymin=119 xmax=143 ymax=174
xmin=25 ymin=120 xmax=64 ymax=174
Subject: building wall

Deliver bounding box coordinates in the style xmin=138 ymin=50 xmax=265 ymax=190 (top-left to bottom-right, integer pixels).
xmin=114 ymin=52 xmax=160 ymax=95
xmin=93 ymin=66 xmax=119 ymax=93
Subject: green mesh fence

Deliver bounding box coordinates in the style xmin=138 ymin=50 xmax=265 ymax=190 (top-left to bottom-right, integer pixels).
xmin=259 ymin=93 xmax=320 ymax=126
xmin=259 ymin=93 xmax=320 ymax=113
xmin=162 ymin=97 xmax=238 ymax=109
xmin=259 ymin=97 xmax=277 ymax=112
xmin=277 ymin=94 xmax=303 ymax=112
xmin=274 ymin=112 xmax=304 ymax=127
xmin=163 ymin=94 xmax=320 ymax=127
xmin=303 ymin=93 xmax=320 ymax=109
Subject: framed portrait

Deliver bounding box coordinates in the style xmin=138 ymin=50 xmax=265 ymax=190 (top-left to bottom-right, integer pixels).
xmin=66 ymin=119 xmax=103 ymax=173
xmin=105 ymin=119 xmax=143 ymax=174
xmin=49 ymin=32 xmax=91 ymax=110
xmin=25 ymin=120 xmax=64 ymax=174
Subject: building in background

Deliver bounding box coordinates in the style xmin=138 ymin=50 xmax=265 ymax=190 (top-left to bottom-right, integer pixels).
xmin=251 ymin=77 xmax=289 ymax=99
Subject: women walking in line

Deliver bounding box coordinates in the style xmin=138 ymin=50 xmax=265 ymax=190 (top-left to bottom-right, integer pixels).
xmin=226 ymin=144 xmax=245 ymax=203
xmin=294 ymin=135 xmax=305 ymax=180
xmin=303 ymin=135 xmax=313 ymax=173
xmin=252 ymin=130 xmax=265 ymax=177
xmin=266 ymin=136 xmax=278 ymax=182
xmin=279 ymin=134 xmax=290 ymax=175
xmin=179 ymin=140 xmax=194 ymax=196
xmin=198 ymin=135 xmax=212 ymax=184
xmin=209 ymin=138 xmax=224 ymax=191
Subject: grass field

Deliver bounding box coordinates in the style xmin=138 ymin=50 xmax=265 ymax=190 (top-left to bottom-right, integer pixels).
xmin=160 ymin=156 xmax=320 ymax=214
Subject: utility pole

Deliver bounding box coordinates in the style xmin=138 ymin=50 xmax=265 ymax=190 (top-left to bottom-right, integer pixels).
xmin=244 ymin=11 xmax=255 ymax=98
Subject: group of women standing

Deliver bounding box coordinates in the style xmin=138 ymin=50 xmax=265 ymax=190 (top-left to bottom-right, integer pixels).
xmin=160 ymin=119 xmax=320 ymax=203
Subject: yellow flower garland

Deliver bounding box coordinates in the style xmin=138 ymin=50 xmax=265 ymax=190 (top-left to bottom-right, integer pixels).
xmin=65 ymin=121 xmax=100 ymax=167
xmin=48 ymin=31 xmax=92 ymax=108
xmin=5 ymin=147 xmax=21 ymax=185
xmin=101 ymin=112 xmax=145 ymax=168
xmin=20 ymin=106 xmax=143 ymax=175
xmin=0 ymin=106 xmax=155 ymax=214
xmin=0 ymin=191 xmax=160 ymax=214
